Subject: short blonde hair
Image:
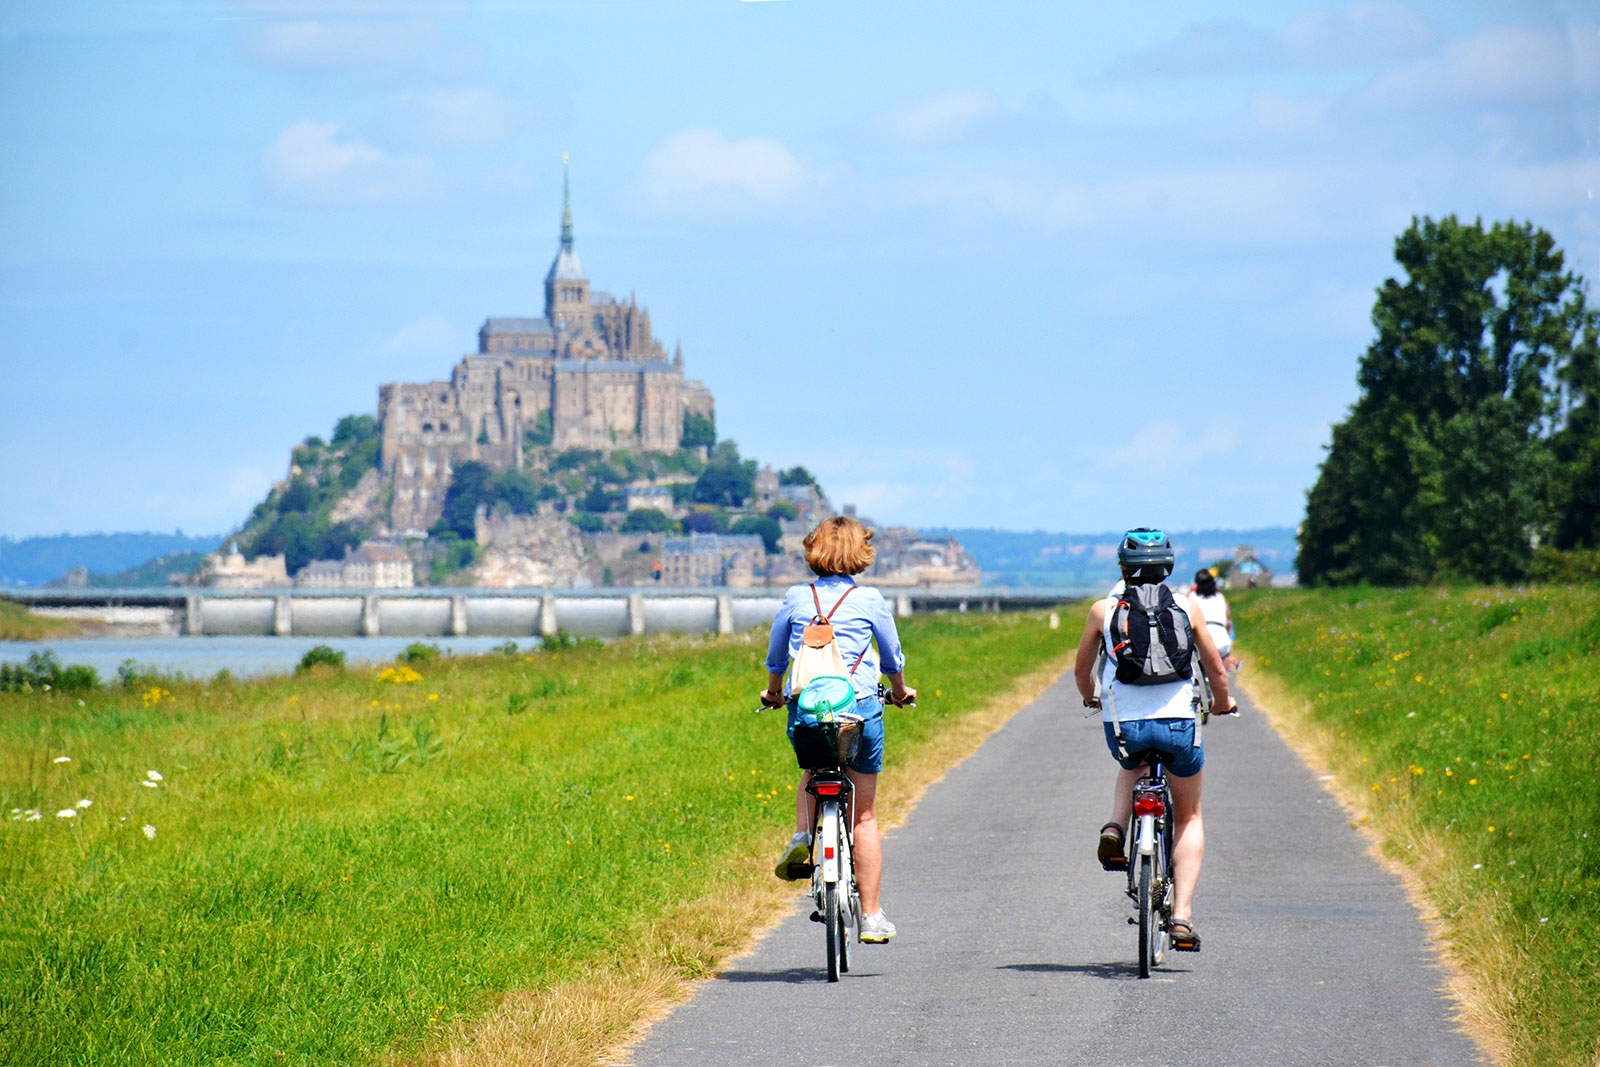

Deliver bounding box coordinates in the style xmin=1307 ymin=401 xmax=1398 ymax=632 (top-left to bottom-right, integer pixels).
xmin=804 ymin=516 xmax=875 ymax=576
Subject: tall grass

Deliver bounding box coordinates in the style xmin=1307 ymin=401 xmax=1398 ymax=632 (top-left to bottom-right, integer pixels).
xmin=0 ymin=600 xmax=86 ymax=641
xmin=1234 ymin=586 xmax=1600 ymax=1067
xmin=0 ymin=611 xmax=1068 ymax=1065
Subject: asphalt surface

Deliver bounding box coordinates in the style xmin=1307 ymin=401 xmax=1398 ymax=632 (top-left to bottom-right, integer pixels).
xmin=626 ymin=674 xmax=1488 ymax=1067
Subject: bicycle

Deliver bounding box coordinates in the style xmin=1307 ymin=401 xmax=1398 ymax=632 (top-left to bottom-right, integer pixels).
xmin=1121 ymin=749 xmax=1176 ymax=978
xmin=760 ymin=684 xmax=912 ymax=982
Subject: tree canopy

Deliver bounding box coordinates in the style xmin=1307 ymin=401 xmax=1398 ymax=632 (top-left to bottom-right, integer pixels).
xmin=1298 ymin=216 xmax=1600 ymax=585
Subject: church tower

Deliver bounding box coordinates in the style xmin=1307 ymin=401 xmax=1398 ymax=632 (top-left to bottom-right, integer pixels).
xmin=544 ymin=156 xmax=589 ymax=328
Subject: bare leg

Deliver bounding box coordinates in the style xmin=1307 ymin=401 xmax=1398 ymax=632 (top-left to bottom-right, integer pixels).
xmin=1168 ymin=770 xmax=1204 ymax=924
xmin=794 ymin=771 xmax=812 ymax=835
xmin=1108 ymin=764 xmax=1139 ymax=830
xmin=847 ymin=770 xmax=882 ymax=915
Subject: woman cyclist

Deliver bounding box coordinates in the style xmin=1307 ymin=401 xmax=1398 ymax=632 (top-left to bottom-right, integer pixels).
xmin=759 ymin=516 xmax=916 ymax=944
xmin=1074 ymin=529 xmax=1235 ymax=952
xmin=1190 ymin=568 xmax=1237 ymax=671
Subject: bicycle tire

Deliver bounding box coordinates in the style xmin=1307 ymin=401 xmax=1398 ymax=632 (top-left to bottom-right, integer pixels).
xmin=1152 ymin=833 xmax=1169 ymax=967
xmin=838 ymin=835 xmax=853 ymax=973
xmin=824 ymin=881 xmax=840 ymax=982
xmin=1137 ymin=853 xmax=1156 ymax=978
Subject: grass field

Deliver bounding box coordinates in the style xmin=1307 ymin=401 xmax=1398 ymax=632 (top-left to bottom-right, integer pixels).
xmin=0 ymin=610 xmax=1070 ymax=1066
xmin=1233 ymin=585 xmax=1600 ymax=1067
xmin=0 ymin=600 xmax=88 ymax=641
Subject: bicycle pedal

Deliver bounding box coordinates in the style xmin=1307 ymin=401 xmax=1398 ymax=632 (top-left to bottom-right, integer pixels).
xmin=1104 ymin=859 xmax=1129 ymax=872
xmin=809 ymin=910 xmax=824 ymax=924
xmin=786 ymin=862 xmax=814 ymax=879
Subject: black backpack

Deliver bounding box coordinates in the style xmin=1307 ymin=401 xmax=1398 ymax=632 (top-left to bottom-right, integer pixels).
xmin=1109 ymin=583 xmax=1194 ymax=686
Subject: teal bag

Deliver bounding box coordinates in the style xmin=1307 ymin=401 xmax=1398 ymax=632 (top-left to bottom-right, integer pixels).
xmin=788 ymin=676 xmax=864 ymax=770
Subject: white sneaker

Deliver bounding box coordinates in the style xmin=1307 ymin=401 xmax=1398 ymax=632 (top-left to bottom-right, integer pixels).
xmin=774 ymin=831 xmax=811 ymax=879
xmin=860 ymin=910 xmax=896 ymax=943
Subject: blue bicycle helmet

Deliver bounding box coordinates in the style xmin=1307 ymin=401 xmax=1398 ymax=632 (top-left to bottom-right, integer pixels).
xmin=1117 ymin=528 xmax=1175 ymax=581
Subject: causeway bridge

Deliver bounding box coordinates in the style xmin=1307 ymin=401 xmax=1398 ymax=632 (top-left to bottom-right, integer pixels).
xmin=4 ymin=588 xmax=1084 ymax=639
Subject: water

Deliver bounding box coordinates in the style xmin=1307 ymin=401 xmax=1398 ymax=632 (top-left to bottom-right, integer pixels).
xmin=0 ymin=635 xmax=544 ymax=681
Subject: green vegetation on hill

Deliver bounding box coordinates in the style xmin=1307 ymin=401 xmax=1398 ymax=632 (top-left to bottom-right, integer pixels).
xmin=1299 ymin=216 xmax=1600 ymax=586
xmin=1235 ymin=586 xmax=1600 ymax=1067
xmin=0 ymin=611 xmax=1066 ymax=1066
xmin=234 ymin=414 xmax=383 ymax=574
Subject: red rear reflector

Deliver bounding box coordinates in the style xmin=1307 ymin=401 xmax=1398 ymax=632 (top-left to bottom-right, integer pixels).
xmin=815 ymin=783 xmax=842 ymax=795
xmin=824 ymin=847 xmax=835 ymax=859
xmin=1134 ymin=794 xmax=1165 ymax=817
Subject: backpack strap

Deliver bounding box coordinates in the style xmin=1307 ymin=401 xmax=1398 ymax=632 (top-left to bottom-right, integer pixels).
xmin=825 ymin=584 xmax=857 ymax=620
xmin=847 ymin=645 xmax=869 ymax=675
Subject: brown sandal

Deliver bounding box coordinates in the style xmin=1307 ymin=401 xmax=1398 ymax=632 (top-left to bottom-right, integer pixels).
xmin=1170 ymin=918 xmax=1201 ymax=951
xmin=1097 ymin=822 xmax=1127 ymax=871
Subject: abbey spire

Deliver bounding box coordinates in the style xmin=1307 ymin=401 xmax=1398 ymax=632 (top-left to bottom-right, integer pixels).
xmin=544 ymin=153 xmax=588 ymax=325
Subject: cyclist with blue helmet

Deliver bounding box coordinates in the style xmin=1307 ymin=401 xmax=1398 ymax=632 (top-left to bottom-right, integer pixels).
xmin=1073 ymin=528 xmax=1236 ymax=951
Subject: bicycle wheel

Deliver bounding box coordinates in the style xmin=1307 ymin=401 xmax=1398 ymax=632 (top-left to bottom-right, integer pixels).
xmin=1137 ymin=853 xmax=1156 ymax=978
xmin=824 ymin=880 xmax=840 ymax=982
xmin=838 ymin=837 xmax=853 ymax=973
xmin=1151 ymin=834 xmax=1169 ymax=968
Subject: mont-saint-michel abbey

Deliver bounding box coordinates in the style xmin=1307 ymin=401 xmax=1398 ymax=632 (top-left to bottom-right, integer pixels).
xmin=379 ymin=172 xmax=715 ymax=532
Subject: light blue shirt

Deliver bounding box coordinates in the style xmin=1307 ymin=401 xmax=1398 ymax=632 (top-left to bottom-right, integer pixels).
xmin=765 ymin=574 xmax=907 ymax=685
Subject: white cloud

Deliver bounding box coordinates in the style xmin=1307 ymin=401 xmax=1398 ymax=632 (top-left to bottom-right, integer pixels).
xmin=261 ymin=121 xmax=437 ymax=205
xmin=636 ymin=127 xmax=826 ymax=216
xmin=1365 ymin=24 xmax=1600 ymax=108
xmin=879 ymin=90 xmax=999 ymax=146
xmin=388 ymin=85 xmax=519 ymax=147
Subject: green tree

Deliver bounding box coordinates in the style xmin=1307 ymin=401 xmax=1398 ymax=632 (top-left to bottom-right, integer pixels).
xmin=331 ymin=414 xmax=377 ymax=446
xmin=681 ymin=411 xmax=715 ymax=449
xmin=619 ymin=508 xmax=678 ymax=533
xmin=433 ymin=461 xmax=492 ymax=540
xmin=731 ymin=515 xmax=783 ymax=554
xmin=525 ymin=409 xmax=553 ymax=448
xmin=1299 ymin=216 xmax=1599 ymax=585
xmin=569 ymin=513 xmax=605 ymax=533
xmin=766 ymin=501 xmax=798 ymax=521
xmin=779 ymin=466 xmax=818 ymax=488
xmin=490 ymin=469 xmax=541 ymax=515
xmin=692 ymin=441 xmax=757 ymax=507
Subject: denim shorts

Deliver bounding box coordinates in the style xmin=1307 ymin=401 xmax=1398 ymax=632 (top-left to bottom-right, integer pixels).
xmin=1103 ymin=718 xmax=1204 ymax=777
xmin=788 ymin=692 xmax=885 ymax=775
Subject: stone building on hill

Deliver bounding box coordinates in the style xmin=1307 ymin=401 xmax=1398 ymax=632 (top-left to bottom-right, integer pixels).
xmin=378 ymin=165 xmax=715 ymax=532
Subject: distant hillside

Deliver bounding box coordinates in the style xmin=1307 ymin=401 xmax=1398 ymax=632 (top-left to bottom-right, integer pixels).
xmin=923 ymin=527 xmax=1298 ymax=590
xmin=0 ymin=533 xmax=223 ymax=588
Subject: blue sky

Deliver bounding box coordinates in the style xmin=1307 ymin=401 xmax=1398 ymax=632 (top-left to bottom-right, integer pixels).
xmin=1 ymin=0 xmax=1595 ymax=539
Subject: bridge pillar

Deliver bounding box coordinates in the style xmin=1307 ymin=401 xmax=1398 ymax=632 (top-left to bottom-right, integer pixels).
xmin=896 ymin=595 xmax=913 ymax=618
xmin=362 ymin=596 xmax=381 ymax=636
xmin=627 ymin=593 xmax=646 ymax=636
xmin=538 ymin=596 xmax=558 ymax=639
xmin=273 ymin=595 xmax=292 ymax=637
xmin=185 ymin=595 xmax=203 ymax=636
xmin=716 ymin=595 xmax=734 ymax=635
xmin=450 ymin=595 xmax=469 ymax=637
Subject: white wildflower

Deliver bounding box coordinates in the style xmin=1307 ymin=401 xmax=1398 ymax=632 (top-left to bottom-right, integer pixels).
xmin=52 ymin=756 xmax=72 ymax=764
xmin=1471 ymin=863 xmax=1482 ymax=870
xmin=142 ymin=825 xmax=157 ymax=840
xmin=139 ymin=780 xmax=158 ymax=789
xmin=75 ymin=798 xmax=92 ymax=809
xmin=146 ymin=770 xmax=163 ymax=782
xmin=56 ymin=809 xmax=77 ymax=819
xmin=25 ymin=812 xmax=41 ymax=822
xmin=9 ymin=808 xmax=18 ymax=814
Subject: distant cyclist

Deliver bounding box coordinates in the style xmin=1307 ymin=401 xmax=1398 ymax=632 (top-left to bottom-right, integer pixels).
xmin=760 ymin=516 xmax=916 ymax=944
xmin=1190 ymin=568 xmax=1237 ymax=671
xmin=1074 ymin=529 xmax=1235 ymax=952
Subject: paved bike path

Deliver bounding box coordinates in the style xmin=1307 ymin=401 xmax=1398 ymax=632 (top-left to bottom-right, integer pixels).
xmin=626 ymin=675 xmax=1487 ymax=1067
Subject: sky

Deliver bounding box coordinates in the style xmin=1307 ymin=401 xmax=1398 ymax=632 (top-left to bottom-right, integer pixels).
xmin=1 ymin=0 xmax=1596 ymax=540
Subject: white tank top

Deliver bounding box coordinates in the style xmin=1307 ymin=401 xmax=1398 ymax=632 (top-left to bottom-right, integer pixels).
xmin=1100 ymin=588 xmax=1197 ymax=723
xmin=1194 ymin=591 xmax=1228 ymax=629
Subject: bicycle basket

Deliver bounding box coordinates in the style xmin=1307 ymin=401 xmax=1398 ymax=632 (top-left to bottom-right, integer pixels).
xmin=789 ymin=712 xmax=864 ymax=770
